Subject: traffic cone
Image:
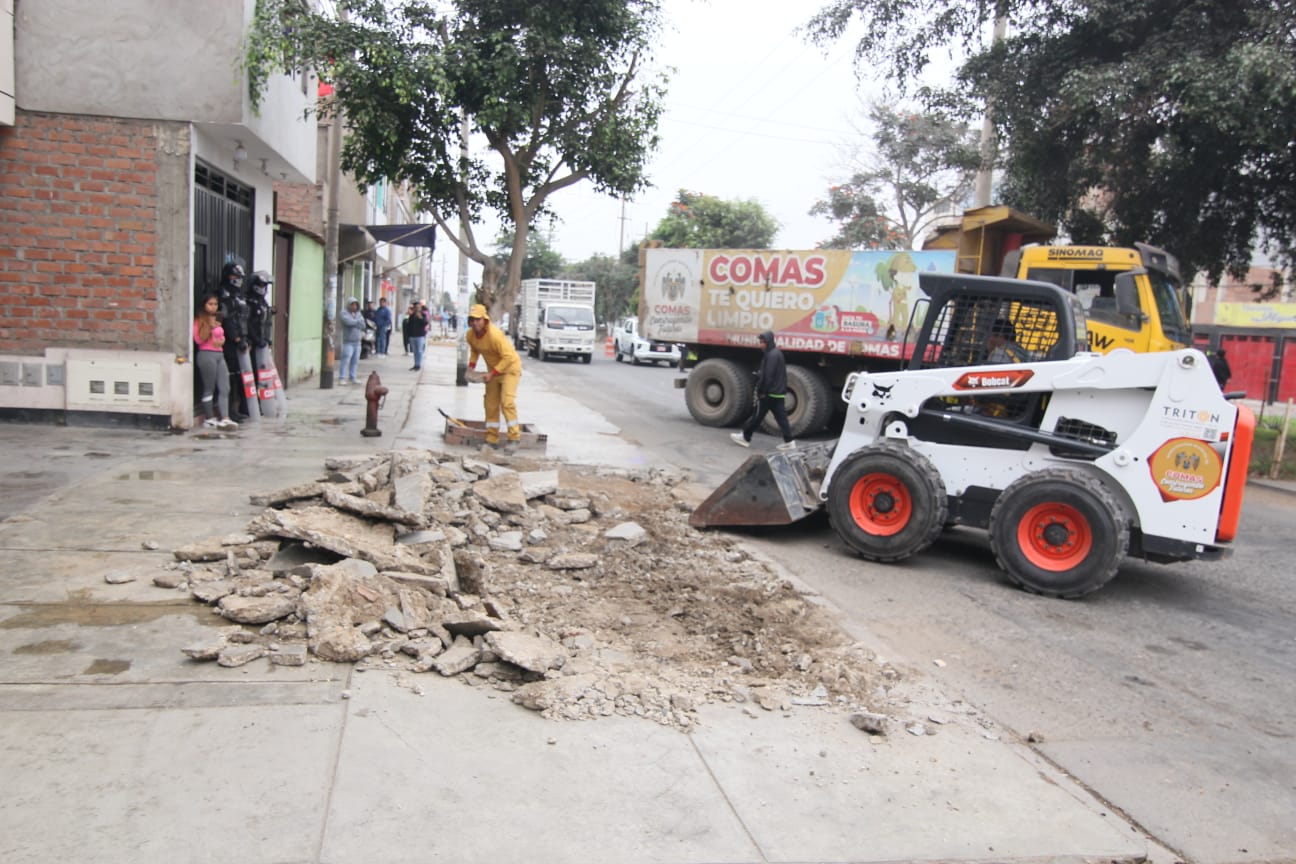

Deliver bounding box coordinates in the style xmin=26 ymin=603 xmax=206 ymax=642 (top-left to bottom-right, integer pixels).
xmin=604 ymin=335 xmax=614 ymax=357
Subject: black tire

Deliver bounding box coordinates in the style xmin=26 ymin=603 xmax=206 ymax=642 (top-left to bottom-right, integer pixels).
xmin=685 ymin=358 xmax=754 ymax=427
xmin=825 ymin=442 xmax=947 ymax=562
xmin=614 ymin=342 xmax=624 ymax=362
xmin=631 ymin=352 xmax=641 ymax=366
xmin=761 ymin=365 xmax=834 ymax=438
xmin=580 ymin=353 xmax=591 ymax=364
xmin=538 ymin=347 xmax=548 ymax=362
xmin=988 ymin=468 xmax=1128 ymax=598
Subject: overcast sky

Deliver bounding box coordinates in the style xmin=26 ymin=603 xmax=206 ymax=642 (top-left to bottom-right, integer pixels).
xmin=430 ymin=0 xmax=880 ymax=296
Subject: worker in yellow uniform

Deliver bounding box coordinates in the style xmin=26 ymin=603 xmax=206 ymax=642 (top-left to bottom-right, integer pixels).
xmin=465 ymin=303 xmax=523 ymax=448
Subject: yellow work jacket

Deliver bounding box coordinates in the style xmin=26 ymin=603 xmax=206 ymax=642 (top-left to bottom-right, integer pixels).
xmin=467 ymin=324 xmax=523 ymax=376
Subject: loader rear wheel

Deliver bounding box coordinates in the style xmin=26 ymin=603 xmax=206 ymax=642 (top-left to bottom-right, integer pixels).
xmin=685 ymin=358 xmax=754 ymax=427
xmin=826 ymin=443 xmax=947 ymax=563
xmin=989 ymin=469 xmax=1128 ymax=599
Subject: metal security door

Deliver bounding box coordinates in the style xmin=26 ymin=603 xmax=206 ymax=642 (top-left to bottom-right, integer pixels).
xmin=193 ymin=161 xmax=253 ymax=298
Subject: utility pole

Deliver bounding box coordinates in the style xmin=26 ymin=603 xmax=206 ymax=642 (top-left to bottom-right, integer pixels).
xmin=319 ymin=7 xmax=346 ymax=389
xmin=617 ymin=197 xmax=628 ymax=258
xmin=973 ymin=8 xmax=1009 ymax=208
xmin=456 ymin=112 xmax=470 ymax=311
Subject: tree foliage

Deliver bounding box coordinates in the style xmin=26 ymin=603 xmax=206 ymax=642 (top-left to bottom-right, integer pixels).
xmin=563 ymin=252 xmax=640 ymax=325
xmin=811 ymin=103 xmax=979 ymax=249
xmin=246 ymin=0 xmax=668 ymax=314
xmin=805 ymin=0 xmax=1296 ymax=282
xmin=492 ymin=229 xmax=565 ymax=282
xmin=649 ymin=189 xmax=779 ymax=249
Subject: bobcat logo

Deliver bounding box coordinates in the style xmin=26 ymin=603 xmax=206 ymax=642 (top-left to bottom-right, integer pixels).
xmin=871 ymin=382 xmax=895 ymax=401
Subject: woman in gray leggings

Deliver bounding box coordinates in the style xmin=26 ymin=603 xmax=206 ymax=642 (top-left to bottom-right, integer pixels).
xmin=193 ymin=294 xmax=239 ymax=430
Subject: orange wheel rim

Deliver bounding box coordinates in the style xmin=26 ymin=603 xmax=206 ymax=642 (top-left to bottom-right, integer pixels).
xmin=1017 ymin=502 xmax=1092 ymax=571
xmin=849 ymin=472 xmax=912 ymax=536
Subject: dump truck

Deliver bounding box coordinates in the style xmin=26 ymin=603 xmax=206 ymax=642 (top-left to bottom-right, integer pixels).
xmin=691 ymin=271 xmax=1253 ymax=598
xmin=641 ymin=207 xmax=1191 ymax=438
xmin=512 ymin=278 xmax=597 ymax=363
xmin=639 ymin=247 xmax=959 ymax=437
xmin=923 ymin=205 xmax=1192 ymax=354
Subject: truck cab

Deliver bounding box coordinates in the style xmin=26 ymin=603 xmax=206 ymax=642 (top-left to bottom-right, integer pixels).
xmin=1003 ymin=243 xmax=1190 ymax=354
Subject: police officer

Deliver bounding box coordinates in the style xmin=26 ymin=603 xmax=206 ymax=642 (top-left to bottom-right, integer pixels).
xmin=217 ymin=262 xmax=251 ymax=419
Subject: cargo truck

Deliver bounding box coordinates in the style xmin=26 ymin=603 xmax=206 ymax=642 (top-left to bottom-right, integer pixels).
xmin=640 ymin=207 xmax=1191 ymax=438
xmin=511 ymin=278 xmax=597 ymax=363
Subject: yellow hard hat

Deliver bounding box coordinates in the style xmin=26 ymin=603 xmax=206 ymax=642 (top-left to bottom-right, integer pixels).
xmin=467 ymin=304 xmax=489 ymax=321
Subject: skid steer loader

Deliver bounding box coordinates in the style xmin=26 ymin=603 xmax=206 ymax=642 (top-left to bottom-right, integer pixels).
xmin=691 ymin=272 xmax=1254 ymax=598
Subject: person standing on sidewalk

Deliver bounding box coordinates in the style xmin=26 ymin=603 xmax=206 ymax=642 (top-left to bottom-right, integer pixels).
xmin=373 ymin=297 xmax=393 ymax=357
xmin=338 ymin=298 xmax=364 ymax=384
xmin=216 ymin=261 xmax=251 ymax=419
xmin=192 ymin=294 xmax=238 ymax=430
xmin=731 ymin=330 xmax=795 ymax=450
xmin=407 ymin=302 xmax=430 ymax=370
xmin=465 ymin=303 xmax=523 ymax=448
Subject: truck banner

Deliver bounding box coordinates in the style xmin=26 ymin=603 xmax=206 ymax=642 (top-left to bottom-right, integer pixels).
xmin=642 ymin=248 xmax=956 ymax=356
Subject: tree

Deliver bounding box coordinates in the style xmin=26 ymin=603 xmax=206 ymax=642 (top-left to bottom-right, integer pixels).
xmin=805 ymin=0 xmax=1296 ymax=283
xmin=493 ymin=229 xmax=565 ymax=282
xmin=246 ymin=0 xmax=668 ymax=316
xmin=648 ymin=190 xmax=779 ymax=249
xmin=811 ymin=103 xmax=979 ymax=249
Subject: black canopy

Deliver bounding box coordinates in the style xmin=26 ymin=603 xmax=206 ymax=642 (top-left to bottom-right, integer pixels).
xmin=364 ymin=223 xmax=436 ymax=249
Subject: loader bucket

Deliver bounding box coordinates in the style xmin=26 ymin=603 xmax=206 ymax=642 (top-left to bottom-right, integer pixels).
xmin=690 ymin=441 xmax=837 ymax=528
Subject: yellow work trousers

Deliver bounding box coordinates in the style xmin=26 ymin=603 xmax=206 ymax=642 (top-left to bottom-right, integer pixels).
xmin=483 ymin=372 xmax=521 ymax=443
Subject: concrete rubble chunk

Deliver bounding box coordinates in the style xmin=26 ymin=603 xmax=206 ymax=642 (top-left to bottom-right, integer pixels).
xmin=248 ymin=505 xmax=435 ymax=575
xmin=217 ymin=643 xmax=268 ymax=668
xmin=443 ymin=610 xmax=503 ymax=637
xmin=518 ymin=469 xmax=559 ymax=500
xmin=219 ymin=593 xmax=298 ymax=625
xmin=453 ymin=550 xmax=487 ymax=595
xmin=544 ymin=492 xmax=591 ymax=511
xmin=471 ymin=474 xmax=528 ymax=514
xmin=485 ymin=631 xmax=567 ymax=673
xmin=270 ymin=644 xmax=308 ymax=666
xmin=546 ymin=552 xmax=598 ymax=571
xmin=395 ymin=528 xmax=447 ymax=546
xmin=190 ymin=580 xmax=235 ymax=604
xmin=103 ymin=571 xmax=137 ymax=584
xmin=323 ymin=485 xmax=426 ymax=527
xmin=181 ymin=639 xmax=227 ymax=661
xmin=849 ymin=712 xmax=890 ymax=735
xmin=300 ymin=559 xmax=398 ymax=628
xmin=431 ymin=635 xmax=481 ymax=676
xmin=604 ymin=522 xmax=647 ymax=543
xmin=398 ymin=588 xmax=432 ymax=631
xmin=512 ymin=673 xmax=599 ymax=711
xmin=381 ymin=571 xmax=451 ymax=596
xmin=249 ymin=480 xmax=328 ymax=507
xmin=489 ymin=531 xmax=524 ymax=552
xmin=393 ymin=470 xmax=434 ymax=516
xmin=311 ymin=623 xmax=373 ymax=662
xmin=382 ymin=607 xmax=408 ymax=633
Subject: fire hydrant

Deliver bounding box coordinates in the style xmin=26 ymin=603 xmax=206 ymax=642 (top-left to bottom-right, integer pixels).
xmin=361 ymin=370 xmax=388 ymax=438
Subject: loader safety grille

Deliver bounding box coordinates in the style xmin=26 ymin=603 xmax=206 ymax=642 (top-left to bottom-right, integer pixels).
xmin=1050 ymin=417 xmax=1118 ymax=459
xmin=916 ymin=293 xmax=1064 ymax=370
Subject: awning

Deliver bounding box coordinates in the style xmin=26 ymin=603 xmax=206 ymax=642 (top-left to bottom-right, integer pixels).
xmin=364 ymin=223 xmax=436 ymax=250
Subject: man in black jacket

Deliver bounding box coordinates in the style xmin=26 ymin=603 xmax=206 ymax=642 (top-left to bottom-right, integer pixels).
xmin=216 ymin=261 xmax=251 ymax=419
xmin=731 ymin=330 xmax=795 ymax=450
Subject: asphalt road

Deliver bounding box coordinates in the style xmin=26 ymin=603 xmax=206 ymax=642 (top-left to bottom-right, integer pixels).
xmin=532 ymin=347 xmax=1296 ymax=864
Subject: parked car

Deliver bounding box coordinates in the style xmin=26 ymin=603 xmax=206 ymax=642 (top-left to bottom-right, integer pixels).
xmin=612 ymin=316 xmax=681 ymax=366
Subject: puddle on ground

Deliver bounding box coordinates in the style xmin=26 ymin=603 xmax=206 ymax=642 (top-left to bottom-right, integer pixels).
xmin=1 ymin=602 xmax=223 ymax=629
xmin=83 ymin=659 xmax=131 ymax=675
xmin=113 ymin=471 xmax=185 ymax=481
xmin=14 ymin=639 xmax=82 ymax=655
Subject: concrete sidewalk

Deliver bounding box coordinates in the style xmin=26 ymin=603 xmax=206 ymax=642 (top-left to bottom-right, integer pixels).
xmin=0 ymin=344 xmax=1153 ymax=864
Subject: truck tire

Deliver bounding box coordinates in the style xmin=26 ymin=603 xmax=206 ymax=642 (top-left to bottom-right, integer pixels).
xmin=614 ymin=341 xmax=624 ymax=362
xmin=685 ymin=358 xmax=754 ymax=427
xmin=581 ymin=352 xmax=591 ymax=364
xmin=989 ymin=468 xmax=1128 ymax=599
xmin=826 ymin=442 xmax=947 ymax=563
xmin=761 ymin=365 xmax=834 ymax=438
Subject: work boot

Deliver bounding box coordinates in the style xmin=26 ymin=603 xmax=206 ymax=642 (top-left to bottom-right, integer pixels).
xmin=729 ymin=432 xmax=750 ymax=448
xmin=501 ymin=441 xmax=519 ymax=455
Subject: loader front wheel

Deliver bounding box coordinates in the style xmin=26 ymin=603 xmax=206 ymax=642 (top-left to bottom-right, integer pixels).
xmin=826 ymin=443 xmax=947 ymax=563
xmin=989 ymin=469 xmax=1128 ymax=599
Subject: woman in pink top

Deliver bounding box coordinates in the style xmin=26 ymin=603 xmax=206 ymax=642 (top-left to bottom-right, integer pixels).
xmin=193 ymin=294 xmax=238 ymax=430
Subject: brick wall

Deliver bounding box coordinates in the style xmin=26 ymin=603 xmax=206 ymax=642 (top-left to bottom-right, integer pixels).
xmin=0 ymin=112 xmax=163 ymax=354
xmin=274 ymin=177 xmax=324 ymax=240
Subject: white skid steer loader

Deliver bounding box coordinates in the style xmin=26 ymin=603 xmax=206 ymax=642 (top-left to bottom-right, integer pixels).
xmin=691 ymin=273 xmax=1254 ymax=598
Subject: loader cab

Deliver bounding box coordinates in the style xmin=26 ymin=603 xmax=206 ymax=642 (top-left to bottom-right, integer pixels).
xmin=1002 ymin=243 xmax=1189 ymax=354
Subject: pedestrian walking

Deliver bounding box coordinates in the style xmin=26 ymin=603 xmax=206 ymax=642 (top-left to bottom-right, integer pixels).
xmin=465 ymin=303 xmax=523 ymax=449
xmin=1210 ymin=348 xmax=1232 ymax=389
xmin=730 ymin=330 xmax=794 ymax=450
xmin=338 ymin=297 xmax=364 ymax=384
xmin=373 ymin=297 xmax=393 ymax=356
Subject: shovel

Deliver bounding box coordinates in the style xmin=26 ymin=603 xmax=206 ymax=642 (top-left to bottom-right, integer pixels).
xmin=437 ymin=408 xmax=468 ymax=428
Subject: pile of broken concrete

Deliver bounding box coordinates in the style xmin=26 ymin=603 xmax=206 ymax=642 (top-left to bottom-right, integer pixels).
xmin=161 ymin=449 xmax=895 ymax=729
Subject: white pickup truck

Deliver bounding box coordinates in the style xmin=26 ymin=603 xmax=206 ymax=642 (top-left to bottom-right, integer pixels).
xmin=613 ymin=316 xmax=681 ymax=366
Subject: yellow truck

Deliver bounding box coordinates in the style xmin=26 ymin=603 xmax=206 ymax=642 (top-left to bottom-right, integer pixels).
xmin=924 ymin=205 xmax=1192 ymax=354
